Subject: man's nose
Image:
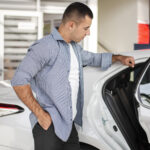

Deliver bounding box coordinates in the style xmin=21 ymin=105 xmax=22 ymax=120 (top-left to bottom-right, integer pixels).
xmin=86 ymin=29 xmax=90 ymax=36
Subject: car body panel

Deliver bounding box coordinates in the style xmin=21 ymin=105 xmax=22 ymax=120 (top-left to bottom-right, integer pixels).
xmin=0 ymin=81 xmax=34 ymax=149
xmin=78 ymin=50 xmax=150 ymax=149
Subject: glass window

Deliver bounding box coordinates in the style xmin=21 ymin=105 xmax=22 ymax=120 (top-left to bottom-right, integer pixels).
xmin=139 ymin=65 xmax=150 ymax=106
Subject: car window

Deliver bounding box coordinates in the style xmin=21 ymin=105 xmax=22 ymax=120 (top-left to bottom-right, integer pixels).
xmin=139 ymin=65 xmax=150 ymax=106
xmin=105 ymin=62 xmax=144 ymax=92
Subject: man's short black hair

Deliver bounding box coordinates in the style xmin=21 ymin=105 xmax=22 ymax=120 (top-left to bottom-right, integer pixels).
xmin=62 ymin=2 xmax=93 ymax=24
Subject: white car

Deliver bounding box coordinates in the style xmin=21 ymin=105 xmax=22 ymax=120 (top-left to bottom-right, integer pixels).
xmin=0 ymin=50 xmax=150 ymax=150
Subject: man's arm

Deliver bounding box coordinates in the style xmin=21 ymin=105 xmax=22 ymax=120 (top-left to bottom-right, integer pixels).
xmin=77 ymin=44 xmax=135 ymax=69
xmin=112 ymin=55 xmax=135 ymax=68
xmin=11 ymin=44 xmax=53 ymax=130
xmin=13 ymin=84 xmax=52 ymax=130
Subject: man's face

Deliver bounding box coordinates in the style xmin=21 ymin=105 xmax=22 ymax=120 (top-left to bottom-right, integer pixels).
xmin=71 ymin=15 xmax=92 ymax=42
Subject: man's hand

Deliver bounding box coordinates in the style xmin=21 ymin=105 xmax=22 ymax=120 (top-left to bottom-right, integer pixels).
xmin=112 ymin=55 xmax=135 ymax=68
xmin=37 ymin=110 xmax=52 ymax=130
xmin=119 ymin=56 xmax=135 ymax=68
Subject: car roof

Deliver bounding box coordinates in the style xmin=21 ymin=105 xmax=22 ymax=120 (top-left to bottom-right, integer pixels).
xmin=117 ymin=49 xmax=150 ymax=60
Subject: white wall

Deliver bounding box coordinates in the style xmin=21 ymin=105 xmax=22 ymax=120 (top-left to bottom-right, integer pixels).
xmin=83 ymin=0 xmax=98 ymax=53
xmin=138 ymin=0 xmax=149 ymax=24
xmin=98 ymin=0 xmax=137 ymax=52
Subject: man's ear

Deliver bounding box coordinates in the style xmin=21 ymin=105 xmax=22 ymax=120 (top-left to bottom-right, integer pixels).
xmin=67 ymin=21 xmax=75 ymax=31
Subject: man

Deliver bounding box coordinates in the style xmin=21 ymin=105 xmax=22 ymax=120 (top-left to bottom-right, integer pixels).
xmin=11 ymin=2 xmax=135 ymax=150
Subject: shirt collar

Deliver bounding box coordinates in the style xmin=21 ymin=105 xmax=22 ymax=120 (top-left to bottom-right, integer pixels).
xmin=51 ymin=28 xmax=76 ymax=45
xmin=51 ymin=28 xmax=65 ymax=41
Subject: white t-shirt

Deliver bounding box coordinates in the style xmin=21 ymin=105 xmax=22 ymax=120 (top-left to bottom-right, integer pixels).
xmin=68 ymin=43 xmax=79 ymax=120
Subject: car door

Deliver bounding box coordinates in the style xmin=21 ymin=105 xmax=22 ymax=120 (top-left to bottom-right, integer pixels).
xmin=134 ymin=57 xmax=150 ymax=143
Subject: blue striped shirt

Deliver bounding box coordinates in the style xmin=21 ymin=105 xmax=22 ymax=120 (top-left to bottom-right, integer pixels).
xmin=11 ymin=28 xmax=112 ymax=141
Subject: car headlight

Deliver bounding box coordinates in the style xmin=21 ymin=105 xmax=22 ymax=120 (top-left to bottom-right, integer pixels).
xmin=0 ymin=103 xmax=24 ymax=117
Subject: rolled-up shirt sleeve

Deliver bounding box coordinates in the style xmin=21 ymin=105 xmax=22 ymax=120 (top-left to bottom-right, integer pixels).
xmin=11 ymin=43 xmax=50 ymax=86
xmin=78 ymin=44 xmax=112 ymax=70
xmin=100 ymin=53 xmax=112 ymax=70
